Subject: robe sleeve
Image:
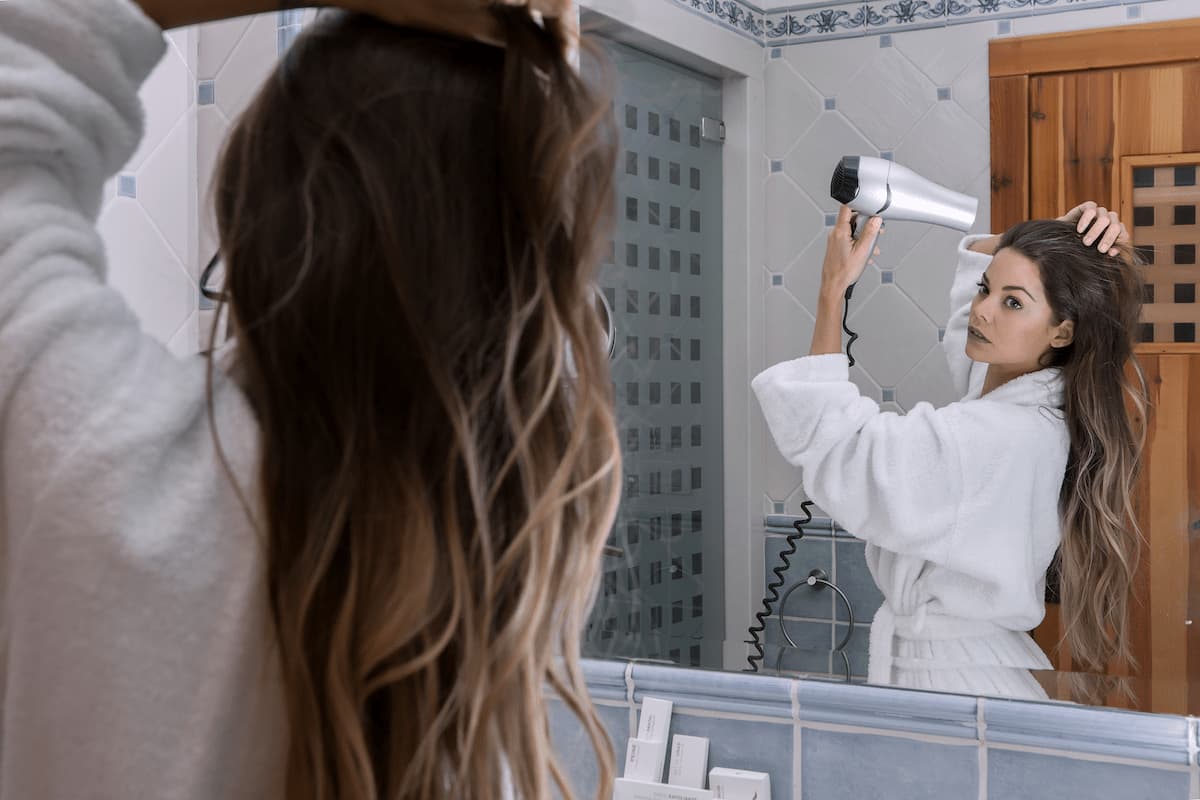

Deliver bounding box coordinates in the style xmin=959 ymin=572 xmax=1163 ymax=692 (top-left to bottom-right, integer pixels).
xmin=942 ymin=235 xmax=994 ymax=398
xmin=752 ymin=353 xmax=967 ymax=566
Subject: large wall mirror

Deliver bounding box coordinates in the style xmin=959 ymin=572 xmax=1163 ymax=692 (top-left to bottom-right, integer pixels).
xmin=580 ymin=6 xmax=1200 ymax=721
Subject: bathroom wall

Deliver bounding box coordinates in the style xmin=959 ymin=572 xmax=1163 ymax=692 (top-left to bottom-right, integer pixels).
xmin=549 ymin=659 xmax=1199 ymax=800
xmin=97 ymin=28 xmax=199 ymax=356
xmin=96 ymin=12 xmax=306 ymax=358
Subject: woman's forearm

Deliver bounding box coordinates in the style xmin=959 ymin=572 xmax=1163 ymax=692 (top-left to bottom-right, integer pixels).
xmin=134 ymin=1 xmax=324 ymax=30
xmin=809 ymin=288 xmax=848 ymax=357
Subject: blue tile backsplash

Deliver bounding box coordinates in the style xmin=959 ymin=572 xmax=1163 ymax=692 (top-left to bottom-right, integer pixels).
xmin=548 ymin=660 xmax=1198 ymax=798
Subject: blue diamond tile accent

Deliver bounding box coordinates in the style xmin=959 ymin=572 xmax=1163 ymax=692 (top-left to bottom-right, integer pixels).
xmin=881 ymin=270 xmax=894 ymax=284
xmin=773 ymin=502 xmax=785 ymax=514
xmin=1126 ymin=4 xmax=1141 ymax=18
xmin=938 ymin=327 xmax=946 ymax=342
xmin=825 ymin=213 xmax=837 ymax=226
xmin=879 ymin=34 xmax=892 ymax=47
xmin=772 ymin=274 xmax=784 ymax=286
xmin=198 ymin=80 xmax=215 ymax=106
xmin=771 ymin=47 xmax=782 ymax=59
xmin=881 ymin=388 xmax=895 ymax=402
xmin=997 ymin=20 xmax=1011 ymax=35
xmin=880 ymin=151 xmax=894 ymax=162
xmin=824 ymin=97 xmax=836 ymax=110
xmin=937 ymin=87 xmax=951 ymax=101
xmin=117 ymin=174 xmax=136 ymax=198
xmin=771 ymin=160 xmax=784 ymax=173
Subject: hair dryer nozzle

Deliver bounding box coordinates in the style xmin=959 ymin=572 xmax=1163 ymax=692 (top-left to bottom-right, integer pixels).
xmin=830 ymin=155 xmax=978 ymax=233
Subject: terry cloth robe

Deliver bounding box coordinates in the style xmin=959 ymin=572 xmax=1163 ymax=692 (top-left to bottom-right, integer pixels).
xmin=752 ymin=234 xmax=1070 ymax=700
xmin=0 ymin=0 xmax=287 ymax=796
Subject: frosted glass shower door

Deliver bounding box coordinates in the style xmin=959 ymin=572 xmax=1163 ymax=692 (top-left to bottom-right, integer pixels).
xmin=584 ymin=42 xmax=724 ymax=670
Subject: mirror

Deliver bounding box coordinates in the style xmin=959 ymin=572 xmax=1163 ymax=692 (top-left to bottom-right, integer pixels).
xmin=580 ymin=10 xmax=1200 ymax=719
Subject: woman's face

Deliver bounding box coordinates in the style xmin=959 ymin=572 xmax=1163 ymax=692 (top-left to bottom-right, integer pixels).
xmin=966 ymin=247 xmax=1075 ymax=371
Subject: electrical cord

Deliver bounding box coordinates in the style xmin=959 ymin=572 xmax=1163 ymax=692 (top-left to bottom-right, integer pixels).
xmin=745 ymin=278 xmax=858 ymax=673
xmin=744 ymin=501 xmax=814 ymax=672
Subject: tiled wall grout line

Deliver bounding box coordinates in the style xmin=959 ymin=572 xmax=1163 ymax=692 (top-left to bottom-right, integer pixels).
xmin=985 ymin=741 xmax=1193 ymax=772
xmin=623 ymin=661 xmax=636 ymax=739
xmin=1188 ymin=717 xmax=1198 ymax=799
xmin=977 ymin=698 xmax=988 ymax=800
xmin=797 ymin=718 xmax=979 ymax=748
xmin=791 ymin=679 xmax=802 ymax=800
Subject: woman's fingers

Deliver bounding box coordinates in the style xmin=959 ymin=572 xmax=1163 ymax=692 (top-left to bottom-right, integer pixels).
xmin=1081 ymin=206 xmax=1112 ymax=245
xmin=1097 ymin=210 xmax=1124 ymax=253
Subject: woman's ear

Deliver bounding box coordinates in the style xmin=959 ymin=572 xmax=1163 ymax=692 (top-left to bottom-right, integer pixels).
xmin=1051 ymin=319 xmax=1076 ymax=349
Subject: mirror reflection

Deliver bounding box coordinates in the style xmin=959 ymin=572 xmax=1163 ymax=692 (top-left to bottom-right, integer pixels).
xmin=581 ymin=18 xmax=1199 ymax=718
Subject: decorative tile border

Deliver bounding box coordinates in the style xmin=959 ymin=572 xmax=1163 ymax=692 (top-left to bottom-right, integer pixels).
xmin=669 ymin=0 xmax=769 ymax=43
xmin=628 ymin=662 xmax=796 ymax=718
xmin=764 ymin=0 xmax=1140 ymax=45
xmin=653 ymin=0 xmax=1173 ymax=46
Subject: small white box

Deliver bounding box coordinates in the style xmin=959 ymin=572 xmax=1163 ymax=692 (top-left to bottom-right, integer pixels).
xmin=623 ymin=737 xmax=667 ymax=783
xmin=708 ymin=768 xmax=771 ymax=800
xmin=637 ymin=697 xmax=674 ymax=742
xmin=667 ymin=735 xmax=709 ymax=789
xmin=612 ymin=777 xmax=714 ymax=800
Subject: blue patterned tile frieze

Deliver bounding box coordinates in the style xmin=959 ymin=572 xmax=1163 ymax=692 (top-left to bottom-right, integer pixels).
xmin=765 ymin=0 xmax=1151 ymax=44
xmin=673 ymin=0 xmax=768 ymax=41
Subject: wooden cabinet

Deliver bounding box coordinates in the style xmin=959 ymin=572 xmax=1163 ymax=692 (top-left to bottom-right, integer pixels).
xmin=989 ymin=19 xmax=1200 ymax=714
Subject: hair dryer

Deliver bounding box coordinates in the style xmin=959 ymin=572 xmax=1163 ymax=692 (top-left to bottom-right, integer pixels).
xmin=830 ymin=155 xmax=978 ymax=233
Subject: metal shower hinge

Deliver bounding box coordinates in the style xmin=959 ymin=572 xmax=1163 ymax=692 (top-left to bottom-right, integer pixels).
xmin=701 ymin=116 xmax=725 ymax=143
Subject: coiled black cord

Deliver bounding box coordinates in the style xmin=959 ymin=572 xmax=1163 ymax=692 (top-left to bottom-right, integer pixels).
xmin=744 ymin=501 xmax=815 ymax=672
xmin=843 ymin=282 xmax=858 ymax=367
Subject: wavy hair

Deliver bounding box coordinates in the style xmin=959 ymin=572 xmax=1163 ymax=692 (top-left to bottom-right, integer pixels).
xmin=209 ymin=9 xmax=620 ymax=799
xmin=998 ymin=220 xmax=1148 ymax=697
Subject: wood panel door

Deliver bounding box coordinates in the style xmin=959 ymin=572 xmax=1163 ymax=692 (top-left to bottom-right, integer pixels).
xmin=989 ymin=19 xmax=1200 ymax=714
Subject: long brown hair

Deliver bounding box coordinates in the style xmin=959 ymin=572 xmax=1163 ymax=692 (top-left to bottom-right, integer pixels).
xmin=999 ymin=220 xmax=1147 ymax=692
xmin=210 ymin=9 xmax=620 ymax=798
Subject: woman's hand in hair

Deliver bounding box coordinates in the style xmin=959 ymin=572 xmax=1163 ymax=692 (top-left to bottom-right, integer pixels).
xmin=1057 ymin=201 xmax=1130 ymax=257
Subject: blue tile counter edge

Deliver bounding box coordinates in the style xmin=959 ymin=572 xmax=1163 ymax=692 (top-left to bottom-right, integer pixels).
xmin=628 ymin=662 xmax=795 ymax=719
xmin=797 ymin=678 xmax=979 ymax=739
xmin=582 ymin=660 xmax=1199 ymax=770
xmin=983 ymin=697 xmax=1193 ymax=766
xmin=581 ymin=658 xmax=631 ymax=703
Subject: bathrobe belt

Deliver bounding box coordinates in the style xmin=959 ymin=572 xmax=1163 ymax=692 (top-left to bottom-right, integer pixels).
xmin=867 ymin=603 xmax=1046 ymax=683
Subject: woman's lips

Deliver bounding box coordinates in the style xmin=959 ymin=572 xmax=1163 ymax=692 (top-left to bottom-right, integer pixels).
xmin=968 ymin=326 xmax=990 ymax=343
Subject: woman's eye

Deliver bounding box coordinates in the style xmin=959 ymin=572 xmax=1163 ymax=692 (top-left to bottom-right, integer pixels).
xmin=976 ymin=281 xmax=988 ymax=295
xmin=1005 ymin=296 xmax=1023 ymax=310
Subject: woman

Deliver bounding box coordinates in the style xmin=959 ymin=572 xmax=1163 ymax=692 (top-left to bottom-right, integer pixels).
xmin=753 ymin=202 xmax=1145 ymax=700
xmin=0 ymin=1 xmax=620 ymax=798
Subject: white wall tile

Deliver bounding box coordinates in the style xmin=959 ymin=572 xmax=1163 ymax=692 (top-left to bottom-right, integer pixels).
xmin=782 ymin=36 xmax=877 ymax=99
xmin=764 ymin=59 xmax=823 ymax=158
xmin=951 ymin=53 xmax=991 ymax=136
xmin=1138 ymin=0 xmax=1200 ymax=22
xmin=213 ymin=13 xmax=278 ymax=122
xmin=895 ymin=226 xmax=965 ymax=324
xmin=898 ymin=337 xmax=959 ymax=412
xmin=99 ymin=201 xmax=196 ymax=344
xmin=126 ymin=41 xmax=190 ymax=173
xmin=838 ymin=47 xmax=936 ymax=150
xmin=783 ymin=113 xmax=874 ymax=211
xmin=765 ymin=175 xmax=823 ymax=273
xmin=895 ymin=100 xmax=987 ymax=194
xmin=892 ymin=21 xmax=991 ymax=87
xmin=137 ymin=116 xmax=194 ymax=265
xmin=843 ymin=287 xmax=936 ymax=388
xmin=198 ymin=17 xmax=253 ymax=79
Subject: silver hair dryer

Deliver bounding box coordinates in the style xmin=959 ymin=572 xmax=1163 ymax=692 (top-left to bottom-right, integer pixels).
xmin=830 ymin=155 xmax=978 ymax=233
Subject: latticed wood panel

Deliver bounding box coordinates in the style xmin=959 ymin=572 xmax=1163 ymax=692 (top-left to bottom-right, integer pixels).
xmin=1130 ymin=163 xmax=1199 ymax=344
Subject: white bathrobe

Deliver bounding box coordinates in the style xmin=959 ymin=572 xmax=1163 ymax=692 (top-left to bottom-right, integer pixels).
xmin=0 ymin=1 xmax=286 ymax=797
xmin=752 ymin=236 xmax=1070 ymax=700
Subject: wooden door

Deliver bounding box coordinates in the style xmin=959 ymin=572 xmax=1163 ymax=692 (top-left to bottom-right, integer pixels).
xmin=989 ymin=20 xmax=1200 ymax=714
